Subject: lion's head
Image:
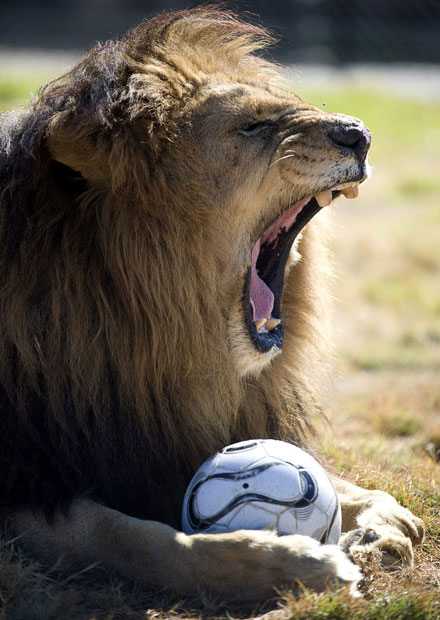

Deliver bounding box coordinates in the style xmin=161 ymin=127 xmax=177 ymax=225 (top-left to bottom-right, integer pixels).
xmin=0 ymin=8 xmax=370 ymax=522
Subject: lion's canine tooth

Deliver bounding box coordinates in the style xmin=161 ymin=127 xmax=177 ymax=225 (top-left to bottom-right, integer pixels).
xmin=342 ymin=185 xmax=359 ymax=199
xmin=333 ymin=181 xmax=360 ymax=193
xmin=266 ymin=318 xmax=281 ymax=331
xmin=315 ymin=190 xmax=333 ymax=207
xmin=255 ymin=318 xmax=267 ymax=331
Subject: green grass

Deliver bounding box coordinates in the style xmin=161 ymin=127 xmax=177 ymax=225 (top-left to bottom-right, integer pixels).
xmin=374 ymin=411 xmax=422 ymax=437
xmin=283 ymin=591 xmax=440 ymax=620
xmin=397 ymin=175 xmax=440 ymax=199
xmin=0 ymin=75 xmax=51 ymax=111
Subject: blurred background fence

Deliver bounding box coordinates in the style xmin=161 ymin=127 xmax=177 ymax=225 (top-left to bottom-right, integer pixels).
xmin=1 ymin=0 xmax=440 ymax=64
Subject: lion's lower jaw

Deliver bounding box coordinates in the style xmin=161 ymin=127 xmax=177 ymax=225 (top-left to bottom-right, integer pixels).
xmin=228 ymin=309 xmax=281 ymax=377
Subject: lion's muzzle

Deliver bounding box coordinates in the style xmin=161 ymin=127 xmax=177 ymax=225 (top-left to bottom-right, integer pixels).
xmin=327 ymin=123 xmax=371 ymax=165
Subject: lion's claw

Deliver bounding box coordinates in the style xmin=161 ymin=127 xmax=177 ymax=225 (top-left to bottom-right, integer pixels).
xmin=343 ymin=525 xmax=416 ymax=568
xmin=340 ymin=528 xmax=379 ymax=555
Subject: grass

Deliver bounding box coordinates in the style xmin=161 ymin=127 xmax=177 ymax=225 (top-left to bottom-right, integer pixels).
xmin=0 ymin=76 xmax=55 ymax=112
xmin=1 ymin=68 xmax=440 ymax=619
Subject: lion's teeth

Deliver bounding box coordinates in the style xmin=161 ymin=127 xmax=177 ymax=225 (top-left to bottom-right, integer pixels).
xmin=314 ymin=181 xmax=360 ymax=206
xmin=254 ymin=317 xmax=280 ymax=333
xmin=315 ymin=190 xmax=333 ymax=207
xmin=266 ymin=318 xmax=281 ymax=331
xmin=342 ymin=185 xmax=359 ymax=199
xmin=255 ymin=318 xmax=267 ymax=331
xmin=333 ymin=181 xmax=360 ymax=193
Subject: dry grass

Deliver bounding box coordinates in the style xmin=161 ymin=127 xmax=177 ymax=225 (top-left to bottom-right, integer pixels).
xmin=1 ymin=72 xmax=439 ymax=618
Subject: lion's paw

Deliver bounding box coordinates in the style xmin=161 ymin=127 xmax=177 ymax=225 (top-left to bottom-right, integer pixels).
xmin=357 ymin=501 xmax=425 ymax=547
xmin=341 ymin=523 xmax=419 ymax=569
xmin=339 ymin=527 xmax=379 ymax=556
xmin=349 ymin=529 xmax=414 ymax=567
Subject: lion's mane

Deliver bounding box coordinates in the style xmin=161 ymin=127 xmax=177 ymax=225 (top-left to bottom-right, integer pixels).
xmin=0 ymin=9 xmax=329 ymax=525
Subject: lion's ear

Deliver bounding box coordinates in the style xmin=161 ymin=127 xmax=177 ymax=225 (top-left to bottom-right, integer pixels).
xmin=46 ymin=106 xmax=157 ymax=193
xmin=44 ymin=70 xmax=173 ymax=190
xmin=46 ymin=112 xmax=110 ymax=185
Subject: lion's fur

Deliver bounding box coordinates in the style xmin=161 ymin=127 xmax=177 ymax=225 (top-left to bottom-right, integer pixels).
xmin=0 ymin=8 xmax=330 ymax=525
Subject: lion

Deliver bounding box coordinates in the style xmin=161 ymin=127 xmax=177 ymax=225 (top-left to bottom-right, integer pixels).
xmin=0 ymin=8 xmax=424 ymax=603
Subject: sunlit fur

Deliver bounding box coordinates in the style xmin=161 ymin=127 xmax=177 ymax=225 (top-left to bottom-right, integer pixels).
xmin=0 ymin=8 xmax=331 ymax=523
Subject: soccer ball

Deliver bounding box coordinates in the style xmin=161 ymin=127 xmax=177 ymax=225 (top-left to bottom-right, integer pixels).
xmin=182 ymin=439 xmax=341 ymax=544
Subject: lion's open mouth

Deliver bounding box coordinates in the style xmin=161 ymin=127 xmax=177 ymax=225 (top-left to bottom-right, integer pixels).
xmin=245 ymin=181 xmax=360 ymax=353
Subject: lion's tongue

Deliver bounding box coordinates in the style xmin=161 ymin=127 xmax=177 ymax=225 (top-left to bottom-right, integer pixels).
xmin=250 ymin=239 xmax=274 ymax=321
xmin=250 ymin=200 xmax=310 ymax=322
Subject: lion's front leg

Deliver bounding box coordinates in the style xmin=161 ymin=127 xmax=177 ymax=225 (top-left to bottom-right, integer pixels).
xmin=9 ymin=498 xmax=360 ymax=602
xmin=333 ymin=478 xmax=425 ymax=567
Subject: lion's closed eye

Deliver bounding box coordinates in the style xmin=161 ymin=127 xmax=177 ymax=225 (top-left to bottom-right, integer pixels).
xmin=239 ymin=119 xmax=275 ymax=137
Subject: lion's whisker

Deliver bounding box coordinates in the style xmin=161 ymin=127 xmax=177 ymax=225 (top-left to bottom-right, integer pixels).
xmin=270 ymin=152 xmax=295 ymax=167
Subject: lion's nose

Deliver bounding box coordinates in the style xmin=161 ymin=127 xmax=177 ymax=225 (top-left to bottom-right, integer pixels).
xmin=328 ymin=124 xmax=371 ymax=163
